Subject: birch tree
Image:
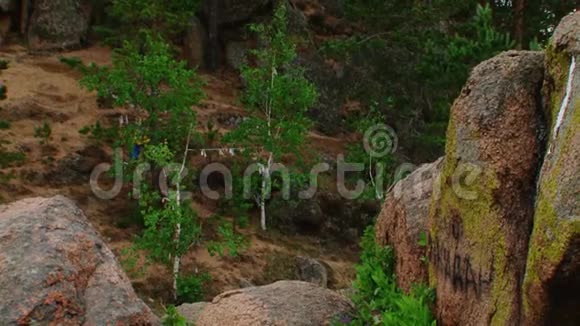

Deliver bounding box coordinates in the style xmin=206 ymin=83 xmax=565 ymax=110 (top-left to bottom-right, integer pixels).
xmin=224 ymin=5 xmax=317 ymax=231
xmin=139 ymin=128 xmax=200 ymax=301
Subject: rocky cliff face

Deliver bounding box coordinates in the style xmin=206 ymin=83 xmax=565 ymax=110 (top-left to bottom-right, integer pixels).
xmin=374 ymin=12 xmax=579 ymax=326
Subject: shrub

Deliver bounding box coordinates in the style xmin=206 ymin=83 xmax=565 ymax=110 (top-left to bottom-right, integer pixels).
xmin=343 ymin=227 xmax=436 ymax=325
xmin=162 ymin=305 xmax=189 ymax=326
xmin=0 ymin=120 xmax=10 ymax=130
xmin=34 ymin=121 xmax=52 ymax=145
xmin=206 ymin=221 xmax=248 ymax=258
xmin=176 ymin=272 xmax=212 ymax=303
xmin=0 ymin=148 xmax=25 ymax=169
xmin=79 ymin=34 xmax=203 ymax=153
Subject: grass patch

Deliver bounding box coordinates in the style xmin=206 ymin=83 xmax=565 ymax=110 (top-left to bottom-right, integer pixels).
xmin=0 ymin=120 xmax=10 ymax=130
xmin=0 ymin=150 xmax=25 ymax=169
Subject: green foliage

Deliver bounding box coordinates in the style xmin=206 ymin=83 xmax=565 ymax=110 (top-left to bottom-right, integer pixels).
xmin=119 ymin=246 xmax=146 ymax=279
xmin=344 ymin=227 xmax=436 ymax=326
xmin=0 ymin=60 xmax=8 ymax=70
xmin=78 ymin=34 xmax=203 ymax=152
xmin=214 ymin=162 xmax=256 ymax=232
xmin=0 ymin=120 xmax=10 ymax=130
xmin=323 ymin=3 xmax=515 ymax=161
xmin=0 ymin=83 xmax=22 ymax=170
xmin=176 ymin=272 xmax=211 ymax=303
xmin=137 ymin=145 xmax=202 ymax=265
xmin=34 ymin=121 xmax=52 ymax=145
xmin=420 ymin=5 xmax=514 ymax=99
xmin=78 ymin=121 xmax=119 ymax=144
xmin=224 ymin=5 xmax=317 ymax=230
xmin=59 ymin=56 xmax=85 ymax=70
xmin=207 ymin=221 xmax=248 ymax=258
xmin=0 ymin=84 xmax=6 ymax=100
xmin=416 ymin=4 xmax=514 ymax=152
xmin=225 ymin=5 xmax=317 ymax=159
xmin=319 ymin=37 xmax=358 ymax=61
xmin=0 ymin=147 xmax=25 ymax=169
xmin=346 ymin=102 xmax=396 ymax=200
xmin=70 ymin=31 xmax=206 ymax=301
xmin=163 ymin=305 xmax=190 ymax=326
xmin=98 ymin=0 xmax=201 ymax=46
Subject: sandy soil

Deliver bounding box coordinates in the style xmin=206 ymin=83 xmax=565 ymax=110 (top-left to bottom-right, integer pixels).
xmin=0 ymin=43 xmax=358 ymax=311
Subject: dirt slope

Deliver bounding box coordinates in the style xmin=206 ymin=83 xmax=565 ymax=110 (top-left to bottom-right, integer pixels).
xmin=0 ymin=44 xmax=357 ymax=312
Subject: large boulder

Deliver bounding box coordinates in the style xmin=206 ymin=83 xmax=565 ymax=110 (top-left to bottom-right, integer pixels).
xmin=27 ymin=0 xmax=92 ymax=51
xmin=179 ymin=281 xmax=354 ymax=325
xmin=0 ymin=196 xmax=159 ymax=325
xmin=295 ymin=256 xmax=329 ymax=288
xmin=522 ymin=12 xmax=580 ymax=326
xmin=375 ymin=157 xmax=443 ymax=293
xmin=427 ymin=51 xmax=546 ymax=325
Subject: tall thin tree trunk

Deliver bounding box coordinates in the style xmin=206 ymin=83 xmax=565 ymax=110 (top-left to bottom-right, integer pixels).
xmin=207 ymin=0 xmax=219 ymax=71
xmin=260 ymin=194 xmax=266 ymax=231
xmin=172 ymin=125 xmax=193 ymax=301
xmin=260 ymin=153 xmax=273 ymax=231
xmin=20 ymin=0 xmax=29 ymax=35
xmin=514 ymin=0 xmax=526 ymax=49
xmin=172 ymin=220 xmax=181 ymax=301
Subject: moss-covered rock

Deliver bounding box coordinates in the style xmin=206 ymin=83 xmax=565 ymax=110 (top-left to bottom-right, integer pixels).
xmin=427 ymin=51 xmax=545 ymax=326
xmin=375 ymin=157 xmax=444 ymax=293
xmin=522 ymin=11 xmax=580 ymax=326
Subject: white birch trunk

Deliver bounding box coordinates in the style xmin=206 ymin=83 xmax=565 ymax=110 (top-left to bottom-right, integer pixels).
xmin=260 ymin=153 xmax=273 ymax=231
xmin=172 ymin=125 xmax=193 ymax=301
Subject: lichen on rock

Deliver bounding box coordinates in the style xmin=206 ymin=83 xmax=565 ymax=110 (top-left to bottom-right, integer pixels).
xmin=522 ymin=11 xmax=580 ymax=325
xmin=427 ymin=50 xmax=545 ymax=326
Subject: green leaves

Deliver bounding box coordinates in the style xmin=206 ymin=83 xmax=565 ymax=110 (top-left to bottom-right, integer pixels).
xmin=143 ymin=143 xmax=175 ymax=167
xmin=227 ymin=4 xmax=317 ymax=160
xmin=107 ymin=0 xmax=201 ymax=44
xmin=79 ymin=34 xmax=203 ymax=152
xmin=346 ymin=227 xmax=436 ymax=326
xmin=224 ymin=4 xmax=318 ymax=230
xmin=162 ymin=305 xmax=189 ymax=326
xmin=33 ymin=121 xmax=52 ymax=146
xmin=138 ymin=188 xmax=202 ymax=264
xmin=207 ymin=221 xmax=248 ymax=258
xmin=176 ymin=272 xmax=211 ymax=303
